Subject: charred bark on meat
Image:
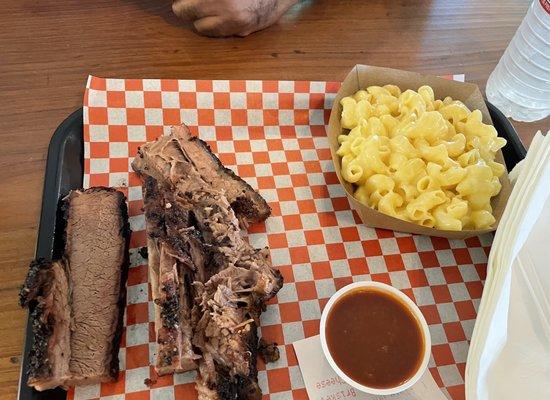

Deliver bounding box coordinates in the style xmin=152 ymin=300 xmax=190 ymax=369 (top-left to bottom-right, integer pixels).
xmin=258 ymin=338 xmax=280 ymax=364
xmin=135 ymin=126 xmax=284 ymax=398
xmin=20 ymin=187 xmax=130 ymax=391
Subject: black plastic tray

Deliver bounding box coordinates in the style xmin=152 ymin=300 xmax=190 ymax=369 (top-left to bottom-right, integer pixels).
xmin=18 ymin=103 xmax=527 ymax=400
xmin=18 ymin=109 xmax=83 ymax=400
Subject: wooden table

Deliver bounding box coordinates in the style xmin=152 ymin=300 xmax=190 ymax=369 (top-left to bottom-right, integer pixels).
xmin=1 ymin=1 xmax=548 ymax=398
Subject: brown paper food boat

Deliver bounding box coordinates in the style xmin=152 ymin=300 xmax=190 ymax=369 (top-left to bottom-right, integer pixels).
xmin=328 ymin=65 xmax=511 ymax=239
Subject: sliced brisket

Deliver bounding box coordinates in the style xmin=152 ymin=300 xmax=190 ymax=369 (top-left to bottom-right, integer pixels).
xmin=132 ymin=124 xmax=271 ymax=226
xmin=20 ymin=187 xmax=130 ymax=390
xmin=63 ymin=188 xmax=130 ymax=386
xmin=20 ymin=259 xmax=71 ymax=391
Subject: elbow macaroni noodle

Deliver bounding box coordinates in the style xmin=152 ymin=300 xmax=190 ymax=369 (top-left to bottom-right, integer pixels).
xmin=337 ymin=85 xmax=507 ymax=231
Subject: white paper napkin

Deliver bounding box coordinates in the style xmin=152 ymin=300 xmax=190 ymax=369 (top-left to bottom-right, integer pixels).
xmin=466 ymin=131 xmax=550 ymax=400
xmin=293 ymin=335 xmax=448 ymax=400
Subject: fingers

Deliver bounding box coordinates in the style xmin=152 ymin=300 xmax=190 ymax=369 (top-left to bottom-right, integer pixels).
xmin=193 ymin=16 xmax=233 ymax=37
xmin=173 ymin=0 xmax=291 ymax=37
xmin=172 ymin=0 xmax=234 ymax=37
xmin=172 ymin=0 xmax=211 ymax=22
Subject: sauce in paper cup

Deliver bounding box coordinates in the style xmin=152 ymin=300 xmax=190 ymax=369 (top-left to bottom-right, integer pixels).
xmin=320 ymin=281 xmax=431 ymax=395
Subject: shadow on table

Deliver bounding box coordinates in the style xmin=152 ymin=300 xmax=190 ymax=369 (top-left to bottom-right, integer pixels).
xmin=120 ymin=0 xmax=192 ymax=30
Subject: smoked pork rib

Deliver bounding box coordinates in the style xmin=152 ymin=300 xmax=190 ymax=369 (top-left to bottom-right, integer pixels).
xmin=135 ymin=127 xmax=283 ymax=399
xmin=132 ymin=124 xmax=271 ymax=226
xmin=140 ymin=182 xmax=282 ymax=398
xmin=187 ymin=191 xmax=282 ymax=400
xmin=20 ymin=187 xmax=130 ymax=390
xmin=143 ymin=176 xmax=199 ymax=375
xmin=145 ymin=182 xmax=283 ymax=399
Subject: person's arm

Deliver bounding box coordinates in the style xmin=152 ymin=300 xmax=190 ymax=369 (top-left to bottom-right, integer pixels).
xmin=172 ymin=0 xmax=298 ymax=37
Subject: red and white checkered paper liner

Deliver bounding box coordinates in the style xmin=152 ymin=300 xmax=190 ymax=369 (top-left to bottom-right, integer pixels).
xmin=72 ymin=74 xmax=489 ymax=400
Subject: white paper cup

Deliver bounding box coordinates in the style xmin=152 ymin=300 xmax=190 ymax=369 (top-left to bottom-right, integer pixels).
xmin=320 ymin=281 xmax=431 ymax=395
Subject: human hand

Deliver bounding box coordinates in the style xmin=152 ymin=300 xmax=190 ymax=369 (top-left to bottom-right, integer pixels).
xmin=172 ymin=0 xmax=298 ymax=37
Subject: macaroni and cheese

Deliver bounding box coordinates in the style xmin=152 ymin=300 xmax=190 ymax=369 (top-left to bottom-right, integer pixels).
xmin=337 ymin=85 xmax=506 ymax=231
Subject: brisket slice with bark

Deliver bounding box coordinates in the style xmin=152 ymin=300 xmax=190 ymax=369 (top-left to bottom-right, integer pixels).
xmin=63 ymin=188 xmax=130 ymax=386
xmin=132 ymin=124 xmax=271 ymax=226
xmin=20 ymin=259 xmax=71 ymax=391
xmin=20 ymin=187 xmax=130 ymax=390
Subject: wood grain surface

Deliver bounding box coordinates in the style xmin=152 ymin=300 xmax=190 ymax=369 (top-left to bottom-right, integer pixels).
xmin=0 ymin=1 xmax=548 ymax=399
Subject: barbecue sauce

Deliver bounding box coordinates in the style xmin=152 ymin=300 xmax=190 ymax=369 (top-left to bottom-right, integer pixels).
xmin=325 ymin=288 xmax=424 ymax=389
